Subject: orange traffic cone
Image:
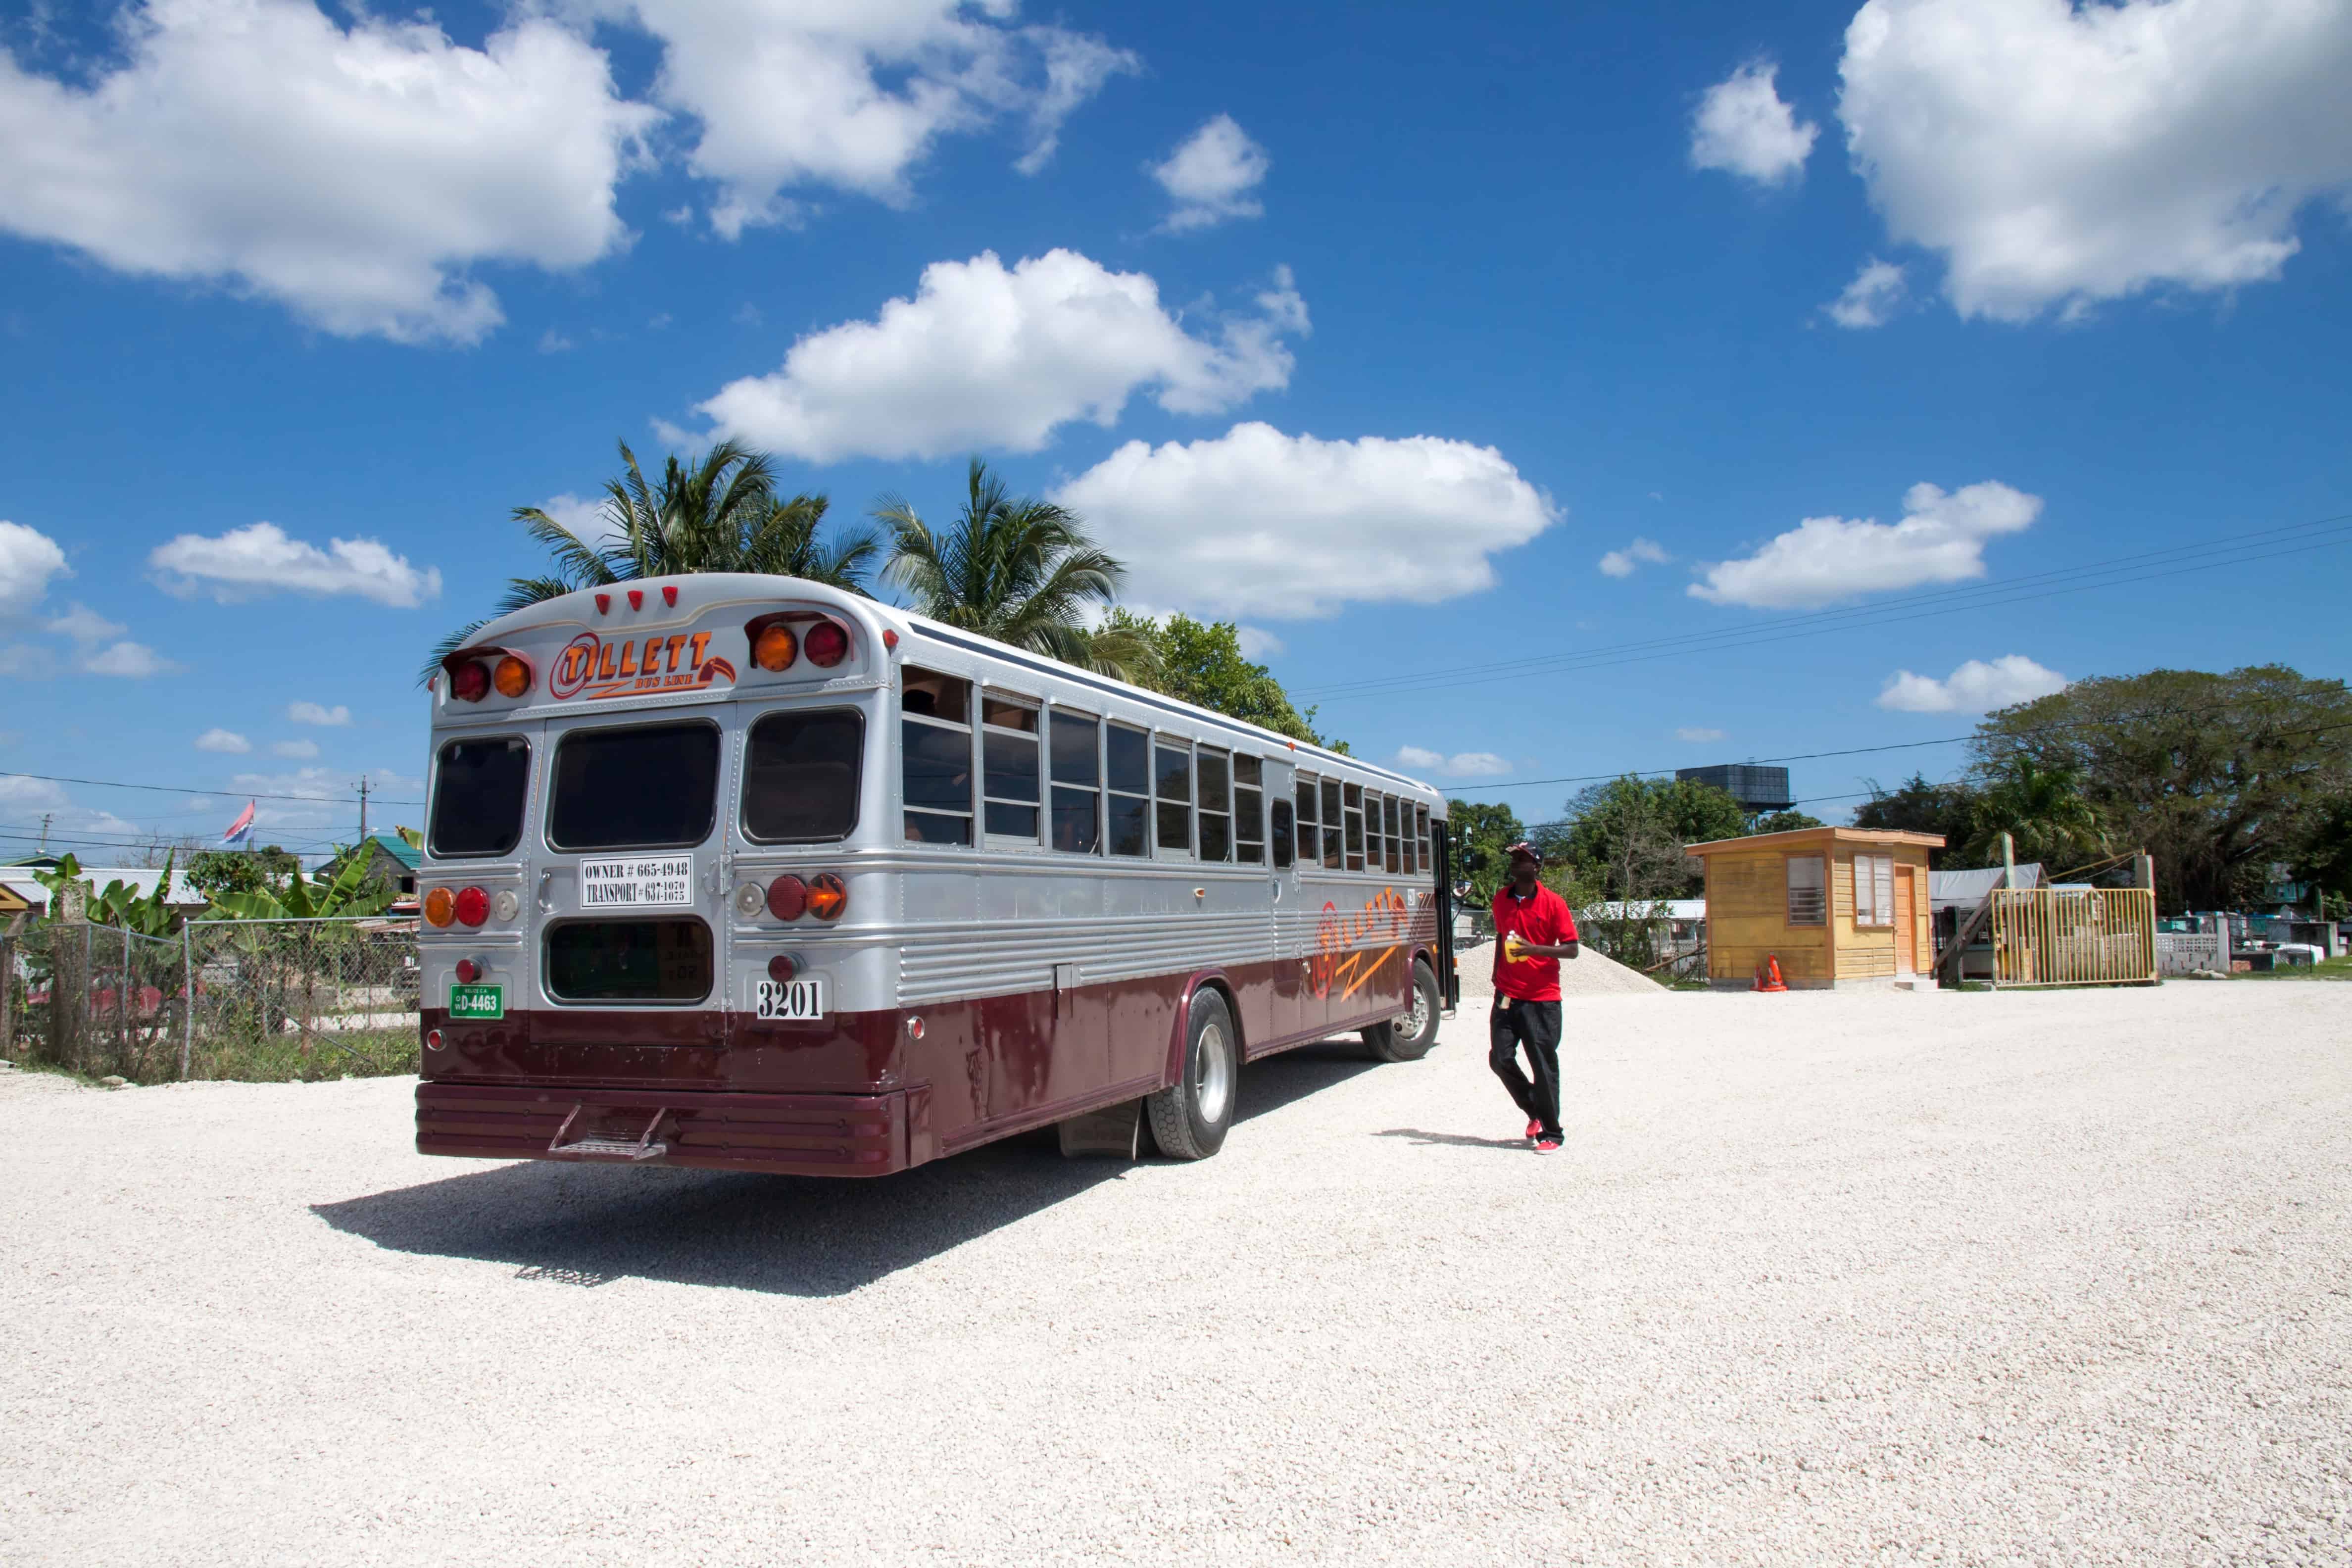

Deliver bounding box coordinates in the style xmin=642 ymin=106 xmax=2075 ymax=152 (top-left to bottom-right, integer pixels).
xmin=1753 ymin=954 xmax=1789 ymax=993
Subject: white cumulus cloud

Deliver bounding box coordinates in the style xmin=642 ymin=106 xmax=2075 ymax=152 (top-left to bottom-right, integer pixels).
xmin=81 ymin=641 xmax=179 ymax=678
xmin=1690 ymin=480 xmax=2042 ymax=609
xmin=287 ymin=701 xmax=351 ymax=727
xmin=1234 ymin=625 xmax=1284 ymax=660
xmin=1877 ymin=655 xmax=2068 ymax=713
xmin=1691 ymin=60 xmax=1818 ymax=187
xmin=629 ymin=1 xmax=1133 ymax=236
xmin=1053 ymin=422 xmax=1559 ymax=621
xmin=1151 ymin=113 xmax=1270 ymax=232
xmin=1676 ymin=727 xmax=1728 ymax=743
xmin=272 ymin=739 xmax=320 ymax=760
xmin=0 ymin=0 xmax=657 ymax=344
xmin=1824 ymin=258 xmax=1907 ymax=328
xmin=1599 ymin=538 xmax=1670 ymax=578
xmin=697 ymin=251 xmax=1308 ymax=462
xmin=1839 ymin=0 xmax=2352 ymax=320
xmin=1395 ymin=746 xmax=1514 ymax=780
xmin=150 ymin=523 xmax=441 ymax=607
xmin=195 ymin=728 xmax=252 ymax=754
xmin=0 ymin=521 xmax=67 ymax=620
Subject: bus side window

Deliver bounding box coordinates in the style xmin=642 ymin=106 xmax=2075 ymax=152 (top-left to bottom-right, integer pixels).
xmin=1384 ymin=796 xmax=1402 ymax=874
xmin=1404 ymin=801 xmax=1421 ymax=875
xmin=1197 ymin=747 xmax=1231 ymax=862
xmin=1106 ymin=723 xmax=1150 ymax=857
xmin=1049 ymin=708 xmax=1101 ymax=854
xmin=1367 ymin=792 xmax=1386 ymax=874
xmin=1233 ymin=755 xmax=1264 ymax=864
xmin=1271 ymin=797 xmax=1294 ymax=869
xmin=1294 ymin=773 xmax=1318 ymax=865
xmin=1155 ymin=738 xmax=1193 ymax=856
xmin=902 ymin=667 xmax=974 ymax=845
xmin=1343 ymin=783 xmax=1365 ymax=872
xmin=1416 ymin=804 xmax=1430 ymax=876
xmin=981 ymin=691 xmax=1040 ymax=842
xmin=1320 ymin=778 xmax=1343 ymax=869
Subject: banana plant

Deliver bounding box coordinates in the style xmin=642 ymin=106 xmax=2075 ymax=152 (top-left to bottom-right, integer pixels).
xmin=205 ymin=850 xmax=394 ymax=922
xmin=32 ymin=853 xmax=182 ymax=936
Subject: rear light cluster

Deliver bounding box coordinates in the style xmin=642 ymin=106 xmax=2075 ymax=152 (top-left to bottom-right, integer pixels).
xmin=730 ymin=872 xmax=848 ymax=924
xmin=746 ymin=613 xmax=852 ymax=674
xmin=447 ymin=653 xmax=532 ymax=703
xmin=423 ymin=885 xmax=517 ymax=929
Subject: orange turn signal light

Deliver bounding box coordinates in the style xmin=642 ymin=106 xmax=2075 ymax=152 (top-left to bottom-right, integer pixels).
xmin=423 ymin=887 xmax=455 ymax=928
xmin=753 ymin=623 xmax=798 ymax=672
xmin=492 ymin=655 xmax=532 ymax=699
xmin=806 ymin=872 xmax=847 ymax=921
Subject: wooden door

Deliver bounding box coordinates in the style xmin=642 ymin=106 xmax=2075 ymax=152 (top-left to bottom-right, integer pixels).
xmin=1894 ymin=865 xmax=1917 ymax=973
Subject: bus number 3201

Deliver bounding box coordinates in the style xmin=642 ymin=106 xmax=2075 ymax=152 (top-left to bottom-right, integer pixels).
xmin=754 ymin=977 xmax=828 ymax=1021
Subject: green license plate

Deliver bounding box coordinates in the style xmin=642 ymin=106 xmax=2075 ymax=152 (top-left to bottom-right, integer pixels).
xmin=448 ymin=982 xmax=504 ymax=1022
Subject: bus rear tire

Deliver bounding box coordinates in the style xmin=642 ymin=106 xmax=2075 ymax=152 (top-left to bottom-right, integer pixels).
xmin=1362 ymin=957 xmax=1441 ymax=1063
xmin=1148 ymin=987 xmax=1237 ymax=1161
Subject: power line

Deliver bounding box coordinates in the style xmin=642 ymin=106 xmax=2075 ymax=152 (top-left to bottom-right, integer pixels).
xmin=1301 ymin=510 xmax=2352 ymax=705
xmin=0 ymin=770 xmax=425 ymax=807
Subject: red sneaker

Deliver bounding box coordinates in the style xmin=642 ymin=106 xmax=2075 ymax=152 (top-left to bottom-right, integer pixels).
xmin=1533 ymin=1135 xmax=1562 ymax=1154
xmin=1525 ymin=1119 xmax=1542 ymax=1141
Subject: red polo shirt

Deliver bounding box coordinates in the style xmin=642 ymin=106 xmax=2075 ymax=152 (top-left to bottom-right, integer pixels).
xmin=1492 ymin=883 xmax=1577 ymax=1002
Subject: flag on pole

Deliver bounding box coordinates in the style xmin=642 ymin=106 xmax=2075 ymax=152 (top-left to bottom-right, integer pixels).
xmin=221 ymin=799 xmax=256 ymax=848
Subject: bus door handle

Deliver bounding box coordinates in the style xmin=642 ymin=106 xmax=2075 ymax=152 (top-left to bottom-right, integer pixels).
xmin=536 ymin=870 xmax=555 ymax=913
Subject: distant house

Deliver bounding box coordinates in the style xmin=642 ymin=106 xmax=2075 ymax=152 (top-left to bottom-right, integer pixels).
xmin=0 ymin=867 xmax=208 ymax=918
xmin=1685 ymin=826 xmax=1942 ymax=989
xmin=342 ymin=833 xmax=422 ymax=897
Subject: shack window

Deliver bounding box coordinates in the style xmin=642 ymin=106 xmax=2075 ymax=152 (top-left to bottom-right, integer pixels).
xmin=1156 ymin=740 xmax=1193 ymax=855
xmin=1197 ymin=747 xmax=1231 ymax=862
xmin=1049 ymin=709 xmax=1100 ymax=855
xmin=1343 ymin=782 xmax=1365 ymax=872
xmin=1854 ymin=853 xmax=1895 ymax=927
xmin=981 ymin=691 xmax=1040 ymax=842
xmin=1786 ymin=855 xmax=1826 ymax=926
xmin=1234 ymin=755 xmax=1264 ymax=865
xmin=1107 ymin=723 xmax=1150 ymax=857
xmin=548 ymin=722 xmax=720 ymax=851
xmin=430 ymin=735 xmax=530 ymax=858
xmin=902 ymin=667 xmax=974 ymax=845
xmin=1321 ymin=778 xmax=1344 ymax=869
xmin=1294 ymin=774 xmax=1319 ymax=865
xmin=544 ymin=918 xmax=712 ymax=1003
xmin=741 ymin=709 xmax=862 ymax=843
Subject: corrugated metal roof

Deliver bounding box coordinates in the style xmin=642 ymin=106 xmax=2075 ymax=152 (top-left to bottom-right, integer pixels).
xmin=1927 ymin=864 xmax=2045 ymax=908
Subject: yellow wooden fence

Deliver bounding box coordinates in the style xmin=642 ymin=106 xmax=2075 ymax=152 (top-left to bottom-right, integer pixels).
xmin=1987 ymin=887 xmax=2157 ymax=987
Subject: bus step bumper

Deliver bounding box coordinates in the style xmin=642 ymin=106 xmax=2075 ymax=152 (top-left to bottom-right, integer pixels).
xmin=416 ymin=1083 xmax=907 ymax=1176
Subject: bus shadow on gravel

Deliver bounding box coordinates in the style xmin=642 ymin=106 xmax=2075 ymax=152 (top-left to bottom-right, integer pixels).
xmin=310 ymin=1044 xmax=1378 ymax=1297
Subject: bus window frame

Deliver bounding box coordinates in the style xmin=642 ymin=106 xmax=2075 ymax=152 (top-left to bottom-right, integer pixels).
xmin=980 ymin=687 xmax=1042 ymax=847
xmin=1196 ymin=744 xmax=1231 ymax=863
xmin=545 ymin=716 xmax=723 ymax=855
xmin=901 ymin=666 xmax=977 ymax=847
xmin=1154 ymin=735 xmax=1194 ymax=859
xmin=428 ymin=733 xmax=532 ymax=860
xmin=1047 ymin=703 xmax=1103 ymax=856
xmin=1233 ymin=753 xmax=1264 ymax=865
xmin=737 ymin=705 xmax=866 ymax=846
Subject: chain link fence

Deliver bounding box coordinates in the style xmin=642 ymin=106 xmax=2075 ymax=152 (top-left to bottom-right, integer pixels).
xmin=2 ymin=916 xmax=419 ymax=1083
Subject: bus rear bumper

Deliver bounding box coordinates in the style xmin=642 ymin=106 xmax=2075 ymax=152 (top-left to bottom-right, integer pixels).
xmin=415 ymin=1082 xmax=910 ymax=1177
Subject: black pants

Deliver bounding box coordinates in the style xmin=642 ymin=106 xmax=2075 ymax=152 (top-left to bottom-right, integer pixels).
xmin=1489 ymin=997 xmax=1564 ymax=1138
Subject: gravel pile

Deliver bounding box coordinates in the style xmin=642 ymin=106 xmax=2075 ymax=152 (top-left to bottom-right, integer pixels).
xmin=3 ymin=983 xmax=2347 ymax=1566
xmin=1454 ymin=935 xmax=1666 ymax=999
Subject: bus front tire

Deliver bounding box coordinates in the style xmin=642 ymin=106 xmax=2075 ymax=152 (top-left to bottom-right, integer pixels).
xmin=1148 ymin=987 xmax=1237 ymax=1161
xmin=1362 ymin=957 xmax=1441 ymax=1063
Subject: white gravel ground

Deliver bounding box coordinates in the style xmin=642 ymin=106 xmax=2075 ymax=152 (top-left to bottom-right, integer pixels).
xmin=3 ymin=983 xmax=2347 ymax=1567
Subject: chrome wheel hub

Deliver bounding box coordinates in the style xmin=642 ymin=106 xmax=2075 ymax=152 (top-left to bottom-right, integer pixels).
xmin=1403 ymin=982 xmax=1429 ymax=1041
xmin=1194 ymin=1022 xmax=1233 ymax=1124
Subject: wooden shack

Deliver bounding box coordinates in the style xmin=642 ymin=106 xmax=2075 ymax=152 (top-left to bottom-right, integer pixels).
xmin=1684 ymin=827 xmax=1942 ymax=990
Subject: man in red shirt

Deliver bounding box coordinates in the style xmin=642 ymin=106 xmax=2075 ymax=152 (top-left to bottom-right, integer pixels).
xmin=1490 ymin=841 xmax=1579 ymax=1153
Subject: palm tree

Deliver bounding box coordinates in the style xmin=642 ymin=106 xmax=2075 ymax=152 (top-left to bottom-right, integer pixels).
xmin=422 ymin=439 xmax=878 ymax=678
xmin=875 ymin=458 xmax=1159 ymax=682
xmin=1966 ymin=755 xmax=2107 ymax=870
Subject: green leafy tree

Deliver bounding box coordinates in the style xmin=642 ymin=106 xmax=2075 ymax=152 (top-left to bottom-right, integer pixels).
xmin=1559 ymin=776 xmax=1746 ymax=902
xmin=205 ymin=852 xmax=395 ymax=923
xmin=1970 ymin=666 xmax=2352 ymax=910
xmin=425 ymin=439 xmax=879 ymax=677
xmin=1446 ymin=799 xmax=1525 ymax=903
xmin=1747 ymin=808 xmax=1825 ymax=834
xmin=1101 ymin=610 xmax=1339 ymax=748
xmin=1853 ymin=773 xmax=1981 ymax=870
xmin=1963 ymin=755 xmax=2107 ymax=872
xmin=187 ymin=846 xmax=302 ymax=905
xmin=2295 ymin=794 xmax=2352 ymax=919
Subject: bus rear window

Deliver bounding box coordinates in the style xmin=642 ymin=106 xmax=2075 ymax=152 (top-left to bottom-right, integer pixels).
xmin=545 ymin=919 xmax=712 ymax=1003
xmin=548 ymin=722 xmax=720 ymax=851
xmin=430 ymin=736 xmax=530 ymax=857
xmin=742 ymin=710 xmax=863 ymax=843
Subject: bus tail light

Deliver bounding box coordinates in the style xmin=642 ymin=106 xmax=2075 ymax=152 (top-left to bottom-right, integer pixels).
xmin=423 ymin=887 xmax=455 ymax=928
xmin=453 ymin=886 xmax=490 ymax=928
xmin=731 ymin=882 xmax=766 ymax=919
xmin=807 ymin=873 xmax=847 ymax=921
xmin=449 ymin=661 xmax=490 ymax=703
xmin=455 ymin=958 xmax=481 ymax=984
xmin=492 ymin=655 xmax=532 ymax=699
xmin=766 ymin=874 xmax=808 ymax=921
xmin=767 ymin=954 xmax=795 ymax=982
xmin=805 ymin=620 xmax=849 ymax=668
xmin=752 ymin=623 xmax=798 ymax=672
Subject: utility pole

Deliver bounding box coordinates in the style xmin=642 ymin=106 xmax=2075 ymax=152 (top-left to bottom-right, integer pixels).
xmin=355 ymin=776 xmax=371 ymax=844
xmin=37 ymin=813 xmax=51 ymax=854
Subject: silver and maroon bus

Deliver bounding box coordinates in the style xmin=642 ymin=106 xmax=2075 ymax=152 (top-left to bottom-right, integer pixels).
xmin=413 ymin=574 xmax=1459 ymax=1176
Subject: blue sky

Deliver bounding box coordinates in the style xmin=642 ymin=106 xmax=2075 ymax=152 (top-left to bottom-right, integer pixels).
xmin=1 ymin=0 xmax=2348 ymax=862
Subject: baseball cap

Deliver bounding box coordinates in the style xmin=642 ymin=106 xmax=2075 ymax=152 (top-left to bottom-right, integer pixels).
xmin=1504 ymin=840 xmax=1542 ymax=864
